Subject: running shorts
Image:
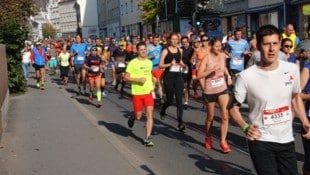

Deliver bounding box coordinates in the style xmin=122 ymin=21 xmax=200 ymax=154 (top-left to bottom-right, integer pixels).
xmin=49 ymin=59 xmax=57 ymax=68
xmin=152 ymin=69 xmax=164 ymax=79
xmin=132 ymin=93 xmax=154 ymax=112
xmin=88 ymin=75 xmax=101 ymax=81
xmin=202 ymin=90 xmax=228 ymax=103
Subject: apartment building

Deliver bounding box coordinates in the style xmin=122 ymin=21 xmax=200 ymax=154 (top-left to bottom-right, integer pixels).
xmin=58 ymin=0 xmax=77 ymax=38
xmin=47 ymin=0 xmax=61 ymax=37
xmin=76 ymin=0 xmax=99 ymax=39
xmin=97 ymin=0 xmax=121 ymax=39
xmin=119 ymin=0 xmax=142 ymax=38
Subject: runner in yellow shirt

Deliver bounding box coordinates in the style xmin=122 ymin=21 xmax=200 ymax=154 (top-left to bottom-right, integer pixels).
xmin=124 ymin=42 xmax=154 ymax=147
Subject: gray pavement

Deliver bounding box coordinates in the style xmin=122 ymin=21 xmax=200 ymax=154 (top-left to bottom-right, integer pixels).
xmin=0 ymin=68 xmax=306 ymax=175
xmin=0 ymin=73 xmax=145 ymax=175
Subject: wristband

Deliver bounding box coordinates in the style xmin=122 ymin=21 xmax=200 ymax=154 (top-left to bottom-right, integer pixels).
xmin=241 ymin=123 xmax=250 ymax=133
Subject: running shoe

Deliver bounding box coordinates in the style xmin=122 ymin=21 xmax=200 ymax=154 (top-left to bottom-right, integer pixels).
xmin=183 ymin=102 xmax=188 ymax=110
xmin=77 ymin=86 xmax=82 ymax=96
xmin=205 ymin=137 xmax=213 ymax=149
xmin=102 ymin=91 xmax=107 ymax=98
xmin=220 ymin=141 xmax=231 ymax=153
xmin=144 ymin=138 xmax=154 ymax=147
xmin=40 ymin=84 xmax=45 ymax=90
xmin=176 ymin=123 xmax=186 ymax=132
xmin=127 ymin=115 xmax=135 ymax=128
xmin=96 ymin=102 xmax=102 ymax=108
xmin=36 ymin=82 xmax=40 ymax=88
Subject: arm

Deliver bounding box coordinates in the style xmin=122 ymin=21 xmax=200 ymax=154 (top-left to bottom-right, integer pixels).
xmin=190 ymin=50 xmax=197 ymax=64
xmin=179 ymin=48 xmax=187 ymax=68
xmin=292 ymin=93 xmax=310 ymax=139
xmin=224 ymin=67 xmax=232 ymax=86
xmin=159 ymin=49 xmax=171 ymax=69
xmin=123 ymin=72 xmax=145 ymax=84
xmin=30 ymin=50 xmax=34 ymax=63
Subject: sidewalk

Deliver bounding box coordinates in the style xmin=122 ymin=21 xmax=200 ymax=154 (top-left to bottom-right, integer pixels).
xmin=0 ymin=74 xmax=142 ymax=175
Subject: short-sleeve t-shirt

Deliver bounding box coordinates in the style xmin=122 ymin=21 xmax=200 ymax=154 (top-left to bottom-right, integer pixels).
xmin=71 ymin=43 xmax=87 ymax=65
xmin=126 ymin=58 xmax=153 ymax=95
xmin=234 ymin=60 xmax=301 ymax=143
xmin=59 ymin=52 xmax=70 ymax=67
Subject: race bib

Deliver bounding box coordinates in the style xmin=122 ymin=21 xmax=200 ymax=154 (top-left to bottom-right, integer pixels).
xmin=91 ymin=66 xmax=99 ymax=72
xmin=232 ymin=58 xmax=243 ymax=65
xmin=118 ymin=62 xmax=126 ymax=68
xmin=77 ymin=56 xmax=85 ymax=61
xmin=210 ymin=76 xmax=225 ymax=88
xmin=262 ymin=106 xmax=291 ymax=126
xmin=182 ymin=67 xmax=188 ymax=74
xmin=169 ymin=64 xmax=181 ymax=72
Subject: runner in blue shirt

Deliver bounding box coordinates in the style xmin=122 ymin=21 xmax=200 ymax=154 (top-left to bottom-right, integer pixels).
xmin=70 ymin=34 xmax=88 ymax=95
xmin=226 ymin=28 xmax=251 ymax=77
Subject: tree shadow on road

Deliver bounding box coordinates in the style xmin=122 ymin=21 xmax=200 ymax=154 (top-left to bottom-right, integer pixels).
xmin=188 ymin=154 xmax=255 ymax=175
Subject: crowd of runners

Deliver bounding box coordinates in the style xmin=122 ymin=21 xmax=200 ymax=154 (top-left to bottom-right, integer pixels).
xmin=22 ymin=24 xmax=310 ymax=175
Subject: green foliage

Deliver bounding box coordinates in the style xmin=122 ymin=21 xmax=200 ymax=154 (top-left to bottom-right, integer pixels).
xmin=138 ymin=0 xmax=162 ymax=23
xmin=0 ymin=0 xmax=38 ymax=94
xmin=7 ymin=55 xmax=26 ymax=94
xmin=42 ymin=23 xmax=56 ymax=39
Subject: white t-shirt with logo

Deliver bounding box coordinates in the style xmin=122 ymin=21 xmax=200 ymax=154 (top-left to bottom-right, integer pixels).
xmin=234 ymin=60 xmax=301 ymax=143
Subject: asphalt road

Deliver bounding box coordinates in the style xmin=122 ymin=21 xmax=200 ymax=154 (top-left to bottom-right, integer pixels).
xmin=58 ymin=68 xmax=305 ymax=175
xmin=1 ymin=67 xmax=306 ymax=175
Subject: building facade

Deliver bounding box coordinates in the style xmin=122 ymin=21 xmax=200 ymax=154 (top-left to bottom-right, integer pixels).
xmin=47 ymin=0 xmax=61 ymax=38
xmin=119 ymin=0 xmax=142 ymax=38
xmin=76 ymin=0 xmax=99 ymax=39
xmin=97 ymin=0 xmax=121 ymax=39
xmin=58 ymin=0 xmax=77 ymax=38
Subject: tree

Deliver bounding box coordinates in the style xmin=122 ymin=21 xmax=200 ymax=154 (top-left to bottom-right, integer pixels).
xmin=42 ymin=23 xmax=56 ymax=39
xmin=138 ymin=0 xmax=162 ymax=23
xmin=0 ymin=0 xmax=38 ymax=94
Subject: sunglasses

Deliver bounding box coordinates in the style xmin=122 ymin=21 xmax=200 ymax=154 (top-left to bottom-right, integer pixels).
xmin=201 ymin=39 xmax=209 ymax=42
xmin=91 ymin=49 xmax=97 ymax=51
xmin=284 ymin=45 xmax=293 ymax=48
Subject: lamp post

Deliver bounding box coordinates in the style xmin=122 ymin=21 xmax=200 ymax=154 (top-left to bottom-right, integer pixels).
xmin=173 ymin=0 xmax=180 ymax=32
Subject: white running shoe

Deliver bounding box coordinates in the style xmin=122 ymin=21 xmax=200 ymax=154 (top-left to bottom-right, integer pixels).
xmin=102 ymin=91 xmax=107 ymax=98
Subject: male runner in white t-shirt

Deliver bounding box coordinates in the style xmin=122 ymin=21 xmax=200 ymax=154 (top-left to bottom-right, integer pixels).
xmin=228 ymin=24 xmax=310 ymax=175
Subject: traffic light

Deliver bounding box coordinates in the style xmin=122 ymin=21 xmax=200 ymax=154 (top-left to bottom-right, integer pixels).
xmin=195 ymin=12 xmax=201 ymax=27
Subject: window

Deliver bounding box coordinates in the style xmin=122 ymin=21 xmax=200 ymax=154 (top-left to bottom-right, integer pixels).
xmin=121 ymin=4 xmax=123 ymax=16
xmin=125 ymin=3 xmax=128 ymax=14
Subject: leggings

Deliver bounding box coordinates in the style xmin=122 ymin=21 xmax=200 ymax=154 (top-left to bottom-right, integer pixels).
xmin=162 ymin=72 xmax=184 ymax=124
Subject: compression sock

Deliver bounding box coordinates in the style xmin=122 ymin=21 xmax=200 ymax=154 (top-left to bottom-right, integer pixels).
xmin=97 ymin=90 xmax=102 ymax=101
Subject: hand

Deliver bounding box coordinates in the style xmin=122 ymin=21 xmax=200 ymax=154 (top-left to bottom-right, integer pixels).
xmin=171 ymin=59 xmax=176 ymax=65
xmin=246 ymin=124 xmax=261 ymax=141
xmin=138 ymin=77 xmax=146 ymax=84
xmin=302 ymin=121 xmax=310 ymax=139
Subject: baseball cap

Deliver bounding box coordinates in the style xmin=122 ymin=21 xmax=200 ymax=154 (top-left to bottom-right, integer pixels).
xmin=35 ymin=41 xmax=42 ymax=45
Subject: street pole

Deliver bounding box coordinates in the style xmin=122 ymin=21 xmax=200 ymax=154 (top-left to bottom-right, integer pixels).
xmin=173 ymin=0 xmax=180 ymax=32
xmin=194 ymin=0 xmax=198 ymax=35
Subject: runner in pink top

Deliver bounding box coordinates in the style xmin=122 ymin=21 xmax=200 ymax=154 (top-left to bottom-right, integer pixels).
xmin=197 ymin=38 xmax=232 ymax=153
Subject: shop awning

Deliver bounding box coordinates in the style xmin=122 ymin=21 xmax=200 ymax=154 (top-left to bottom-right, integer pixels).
xmin=246 ymin=3 xmax=283 ymax=14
